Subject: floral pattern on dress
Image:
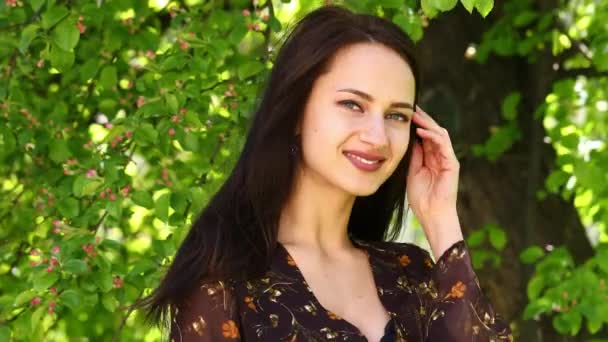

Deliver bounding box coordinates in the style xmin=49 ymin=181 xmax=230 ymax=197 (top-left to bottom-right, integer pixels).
xmin=170 ymin=239 xmax=513 ymax=341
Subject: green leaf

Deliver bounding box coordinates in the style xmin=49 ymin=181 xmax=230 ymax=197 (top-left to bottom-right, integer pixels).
xmin=392 ymin=14 xmax=423 ymax=42
xmin=513 ymin=11 xmax=538 ymax=27
xmin=31 ymin=305 xmax=46 ymax=330
xmin=545 ymin=169 xmax=569 ymax=193
xmin=94 ymin=271 xmax=113 ymax=293
xmin=0 ymin=326 xmax=10 ymax=342
xmin=41 ymin=5 xmax=69 ymax=30
xmin=432 ymin=0 xmax=458 ymax=11
xmin=501 ymin=92 xmax=521 ymax=121
xmin=165 ymin=93 xmax=179 ymax=114
xmin=475 ymin=0 xmax=494 ymax=17
xmin=99 ymin=66 xmax=118 ymax=91
xmin=377 ymin=0 xmax=403 ymax=9
xmin=33 ymin=272 xmax=59 ymax=291
xmin=52 ymin=19 xmax=80 ymax=51
xmin=127 ymin=259 xmax=158 ymax=278
xmin=101 ymin=293 xmax=119 ymax=312
xmin=520 ymin=246 xmax=545 ymax=264
xmin=0 ymin=127 xmax=17 ymax=157
xmin=19 ymin=24 xmax=39 ymax=54
xmin=133 ymin=123 xmax=158 ymax=147
xmin=49 ymin=42 xmax=75 ymax=72
xmin=587 ymin=315 xmax=603 ymax=334
xmin=553 ymin=311 xmax=582 ymax=336
xmin=30 ymin=0 xmax=45 ymax=11
xmin=60 ymin=289 xmax=81 ymax=311
xmin=63 ymin=259 xmax=88 ymax=274
xmin=73 ymin=175 xmax=103 ymax=198
xmin=471 ymin=250 xmax=491 ymax=269
xmin=57 ymin=198 xmax=80 ymax=219
xmin=161 ymin=55 xmax=189 ymax=71
xmin=155 ymin=193 xmax=170 ymax=223
xmin=523 ymin=298 xmax=551 ymax=319
xmin=48 ymin=138 xmax=71 ymax=163
xmin=171 ymin=192 xmax=188 ymax=214
xmin=488 ymin=226 xmax=507 ymax=250
xmin=460 ymin=0 xmax=475 ymax=13
xmin=107 ymin=199 xmax=123 ymax=220
xmin=131 ymin=191 xmax=154 ymax=209
xmin=527 ymin=276 xmax=545 ymax=300
xmin=421 ymin=0 xmax=439 ymax=18
xmin=466 ymin=230 xmax=485 ymax=247
xmin=269 ymin=15 xmax=282 ymax=31
xmin=14 ymin=291 xmax=36 ymax=307
xmin=237 ymin=60 xmax=265 ymax=80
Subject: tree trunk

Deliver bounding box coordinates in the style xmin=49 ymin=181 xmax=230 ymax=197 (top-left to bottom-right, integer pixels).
xmin=417 ymin=5 xmax=596 ymax=341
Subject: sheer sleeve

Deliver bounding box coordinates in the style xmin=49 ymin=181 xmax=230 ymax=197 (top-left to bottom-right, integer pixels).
xmin=170 ymin=280 xmax=241 ymax=342
xmin=418 ymin=240 xmax=513 ymax=341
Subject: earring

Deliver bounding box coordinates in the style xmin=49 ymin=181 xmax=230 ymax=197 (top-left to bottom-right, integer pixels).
xmin=290 ymin=134 xmax=301 ymax=156
xmin=290 ymin=143 xmax=299 ymax=156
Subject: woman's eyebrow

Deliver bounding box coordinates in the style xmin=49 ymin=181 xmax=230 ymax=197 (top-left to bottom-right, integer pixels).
xmin=337 ymin=88 xmax=414 ymax=109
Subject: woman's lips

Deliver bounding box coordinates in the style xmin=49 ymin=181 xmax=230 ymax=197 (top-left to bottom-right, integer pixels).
xmin=343 ymin=151 xmax=385 ymax=172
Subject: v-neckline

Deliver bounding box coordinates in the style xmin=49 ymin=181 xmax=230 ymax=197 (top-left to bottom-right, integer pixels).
xmin=275 ymin=239 xmax=394 ymax=340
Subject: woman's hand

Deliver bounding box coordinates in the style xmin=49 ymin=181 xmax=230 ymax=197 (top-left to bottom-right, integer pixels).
xmin=406 ymin=105 xmax=464 ymax=260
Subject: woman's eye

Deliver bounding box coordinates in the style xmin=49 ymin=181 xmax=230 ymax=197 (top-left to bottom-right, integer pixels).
xmin=339 ymin=100 xmax=362 ymax=112
xmin=387 ymin=113 xmax=409 ymax=122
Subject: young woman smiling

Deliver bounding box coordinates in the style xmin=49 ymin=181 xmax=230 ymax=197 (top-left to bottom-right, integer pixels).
xmin=139 ymin=5 xmax=513 ymax=342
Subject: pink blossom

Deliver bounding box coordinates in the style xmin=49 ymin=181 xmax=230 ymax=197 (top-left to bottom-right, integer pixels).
xmin=136 ymin=96 xmax=145 ymax=108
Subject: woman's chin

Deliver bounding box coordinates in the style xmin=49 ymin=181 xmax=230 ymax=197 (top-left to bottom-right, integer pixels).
xmin=344 ymin=183 xmax=382 ymax=197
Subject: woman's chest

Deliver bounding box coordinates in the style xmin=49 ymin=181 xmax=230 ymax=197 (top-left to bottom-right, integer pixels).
xmin=231 ymin=245 xmax=428 ymax=341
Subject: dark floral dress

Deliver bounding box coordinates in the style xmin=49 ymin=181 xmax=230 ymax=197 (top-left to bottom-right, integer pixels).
xmin=170 ymin=239 xmax=513 ymax=341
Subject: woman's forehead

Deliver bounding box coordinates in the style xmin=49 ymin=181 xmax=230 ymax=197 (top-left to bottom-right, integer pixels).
xmin=319 ymin=43 xmax=416 ymax=101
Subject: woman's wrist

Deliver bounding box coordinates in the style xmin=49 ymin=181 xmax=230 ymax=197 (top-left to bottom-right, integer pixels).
xmin=420 ymin=210 xmax=464 ymax=260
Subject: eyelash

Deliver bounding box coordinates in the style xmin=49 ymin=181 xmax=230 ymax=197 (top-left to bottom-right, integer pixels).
xmin=338 ymin=100 xmax=410 ymax=122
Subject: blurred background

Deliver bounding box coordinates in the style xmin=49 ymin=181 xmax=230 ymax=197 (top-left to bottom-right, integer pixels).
xmin=0 ymin=0 xmax=607 ymax=340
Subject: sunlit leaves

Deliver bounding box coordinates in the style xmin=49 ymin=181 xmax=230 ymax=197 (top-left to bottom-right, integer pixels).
xmin=393 ymin=13 xmax=423 ymax=42
xmin=41 ymin=5 xmax=69 ymax=30
xmin=237 ymin=60 xmax=265 ymax=80
xmin=52 ymin=19 xmax=80 ymax=51
xmin=19 ymin=24 xmax=39 ymax=54
xmin=471 ymin=91 xmax=522 ymax=161
xmin=422 ymin=0 xmax=494 ymax=17
xmin=475 ymin=0 xmax=494 ymax=17
xmin=520 ymin=246 xmax=545 ymax=264
xmin=466 ymin=224 xmax=507 ymax=269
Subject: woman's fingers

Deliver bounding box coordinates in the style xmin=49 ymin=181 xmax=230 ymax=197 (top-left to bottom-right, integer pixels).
xmin=415 ymin=127 xmax=458 ymax=163
xmin=413 ymin=105 xmax=444 ymax=136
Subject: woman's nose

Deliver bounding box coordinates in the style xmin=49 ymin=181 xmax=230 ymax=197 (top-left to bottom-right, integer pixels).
xmin=359 ymin=116 xmax=388 ymax=148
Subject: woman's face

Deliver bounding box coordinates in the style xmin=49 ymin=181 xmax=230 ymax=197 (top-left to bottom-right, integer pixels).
xmin=298 ymin=42 xmax=416 ymax=196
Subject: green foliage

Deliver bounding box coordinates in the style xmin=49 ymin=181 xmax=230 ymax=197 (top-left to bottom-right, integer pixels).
xmin=472 ymin=91 xmax=522 ymax=161
xmin=466 ymin=223 xmax=507 ymax=269
xmin=471 ymin=0 xmax=608 ymax=336
xmin=523 ymin=244 xmax=608 ymax=335
xmin=420 ymin=0 xmax=494 ymax=18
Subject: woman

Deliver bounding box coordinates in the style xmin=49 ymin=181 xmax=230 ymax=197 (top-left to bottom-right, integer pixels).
xmin=139 ymin=5 xmax=513 ymax=342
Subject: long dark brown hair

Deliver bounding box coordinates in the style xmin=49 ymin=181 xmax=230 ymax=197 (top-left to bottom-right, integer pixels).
xmin=137 ymin=4 xmax=421 ymax=329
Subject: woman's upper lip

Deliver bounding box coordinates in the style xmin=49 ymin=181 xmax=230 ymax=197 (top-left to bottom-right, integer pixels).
xmin=343 ymin=150 xmax=386 ymax=161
